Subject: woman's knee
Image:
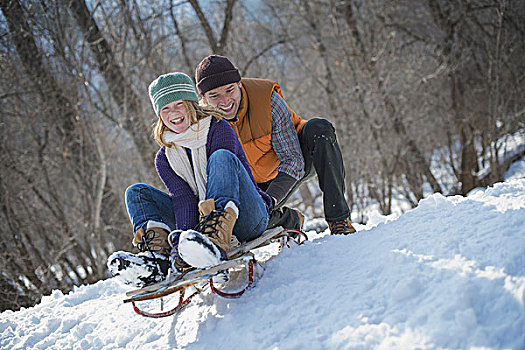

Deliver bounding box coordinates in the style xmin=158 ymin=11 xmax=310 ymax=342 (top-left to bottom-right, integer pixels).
xmin=208 ymin=149 xmax=239 ymax=170
xmin=125 ymin=183 xmax=152 ymax=202
xmin=209 ymin=149 xmax=236 ymax=163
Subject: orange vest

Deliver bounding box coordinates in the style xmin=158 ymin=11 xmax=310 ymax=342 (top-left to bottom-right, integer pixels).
xmin=229 ymin=78 xmax=306 ymax=183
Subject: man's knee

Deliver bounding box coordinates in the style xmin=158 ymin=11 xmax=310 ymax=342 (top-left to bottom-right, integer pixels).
xmin=301 ymin=118 xmax=336 ymax=144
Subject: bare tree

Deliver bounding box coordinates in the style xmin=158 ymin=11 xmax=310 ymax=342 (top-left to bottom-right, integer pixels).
xmin=425 ymin=0 xmax=525 ymax=194
xmin=0 ymin=0 xmax=130 ymax=311
xmin=188 ymin=0 xmax=237 ymax=55
xmin=68 ymin=0 xmax=156 ymax=167
xmin=1 ymin=0 xmax=522 ymax=311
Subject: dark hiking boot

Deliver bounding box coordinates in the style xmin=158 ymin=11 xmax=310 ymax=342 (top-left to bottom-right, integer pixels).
xmin=328 ymin=217 xmax=356 ymax=235
xmin=294 ymin=209 xmax=305 ymax=230
xmin=267 ymin=206 xmax=304 ymax=231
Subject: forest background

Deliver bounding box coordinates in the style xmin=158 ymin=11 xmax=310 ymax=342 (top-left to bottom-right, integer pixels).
xmin=0 ymin=0 xmax=523 ymax=312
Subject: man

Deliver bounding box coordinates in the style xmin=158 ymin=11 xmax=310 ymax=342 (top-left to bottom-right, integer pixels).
xmin=195 ymin=55 xmax=356 ymax=235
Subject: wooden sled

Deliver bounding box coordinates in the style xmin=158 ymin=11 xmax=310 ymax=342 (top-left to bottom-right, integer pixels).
xmin=123 ymin=227 xmax=307 ymax=318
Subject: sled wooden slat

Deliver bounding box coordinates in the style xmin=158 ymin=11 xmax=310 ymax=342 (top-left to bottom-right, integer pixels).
xmin=124 ymin=279 xmax=201 ymax=303
xmin=227 ymin=226 xmax=284 ymax=258
xmin=125 ymin=227 xmax=285 ymax=299
xmin=122 ymin=227 xmax=307 ymax=318
xmin=125 ymin=255 xmax=252 ymax=299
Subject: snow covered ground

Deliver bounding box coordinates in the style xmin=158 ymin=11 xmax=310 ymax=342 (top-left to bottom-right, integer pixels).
xmin=1 ymin=166 xmax=524 ymax=349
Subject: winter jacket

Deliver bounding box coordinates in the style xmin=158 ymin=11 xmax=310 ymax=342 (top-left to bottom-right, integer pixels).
xmin=155 ymin=117 xmax=272 ymax=230
xmin=230 ymin=78 xmax=307 ymax=184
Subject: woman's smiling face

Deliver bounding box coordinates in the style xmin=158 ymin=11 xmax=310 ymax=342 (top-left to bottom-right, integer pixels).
xmin=160 ymin=100 xmax=190 ymax=133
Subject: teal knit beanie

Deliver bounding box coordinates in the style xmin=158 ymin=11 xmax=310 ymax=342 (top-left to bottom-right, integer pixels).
xmin=148 ymin=72 xmax=199 ymax=115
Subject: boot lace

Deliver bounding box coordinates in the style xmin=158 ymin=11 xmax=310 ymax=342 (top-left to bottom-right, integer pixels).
xmin=136 ymin=229 xmax=170 ymax=279
xmin=328 ymin=218 xmax=355 ymax=235
xmin=194 ymin=210 xmax=224 ymax=237
xmin=137 ymin=229 xmax=158 ymax=253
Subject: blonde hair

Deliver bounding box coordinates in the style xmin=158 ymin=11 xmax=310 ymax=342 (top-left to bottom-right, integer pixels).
xmin=153 ymin=100 xmax=224 ymax=147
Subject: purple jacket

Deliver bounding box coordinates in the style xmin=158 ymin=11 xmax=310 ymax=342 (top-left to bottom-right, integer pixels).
xmin=155 ymin=117 xmax=272 ymax=230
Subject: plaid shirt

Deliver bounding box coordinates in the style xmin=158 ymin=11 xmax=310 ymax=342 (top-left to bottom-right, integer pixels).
xmin=270 ymin=91 xmax=305 ymax=180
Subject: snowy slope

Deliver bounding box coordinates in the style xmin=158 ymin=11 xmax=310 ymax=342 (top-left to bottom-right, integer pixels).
xmin=1 ymin=177 xmax=525 ymax=349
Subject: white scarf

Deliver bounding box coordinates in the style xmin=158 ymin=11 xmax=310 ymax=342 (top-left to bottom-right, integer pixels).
xmin=163 ymin=117 xmax=212 ymax=201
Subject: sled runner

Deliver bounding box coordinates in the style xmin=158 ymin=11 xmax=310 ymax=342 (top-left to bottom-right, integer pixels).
xmin=123 ymin=226 xmax=307 ymax=318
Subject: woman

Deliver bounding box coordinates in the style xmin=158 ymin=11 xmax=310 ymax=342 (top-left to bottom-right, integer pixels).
xmin=108 ymin=72 xmax=271 ymax=287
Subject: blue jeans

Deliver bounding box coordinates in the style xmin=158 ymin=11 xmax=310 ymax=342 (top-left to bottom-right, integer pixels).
xmin=206 ymin=149 xmax=268 ymax=242
xmin=125 ymin=184 xmax=176 ymax=234
xmin=126 ymin=149 xmax=268 ymax=242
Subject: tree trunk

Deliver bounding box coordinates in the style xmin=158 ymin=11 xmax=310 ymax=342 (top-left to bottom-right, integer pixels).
xmin=0 ymin=0 xmax=79 ymax=152
xmin=188 ymin=0 xmax=237 ymax=55
xmin=339 ymin=1 xmax=442 ymax=196
xmin=450 ymin=73 xmax=479 ymax=194
xmin=68 ymin=0 xmax=156 ymax=167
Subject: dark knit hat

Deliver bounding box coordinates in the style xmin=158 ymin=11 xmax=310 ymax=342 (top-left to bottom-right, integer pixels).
xmin=195 ymin=55 xmax=241 ymax=95
xmin=148 ymin=72 xmax=199 ymax=115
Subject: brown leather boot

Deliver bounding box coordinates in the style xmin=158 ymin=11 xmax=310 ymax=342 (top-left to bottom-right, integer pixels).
xmin=132 ymin=226 xmax=171 ymax=256
xmin=196 ymin=198 xmax=238 ymax=254
xmin=328 ymin=217 xmax=356 ymax=235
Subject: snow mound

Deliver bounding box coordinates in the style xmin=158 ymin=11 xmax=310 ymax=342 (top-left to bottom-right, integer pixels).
xmin=1 ymin=179 xmax=524 ymax=349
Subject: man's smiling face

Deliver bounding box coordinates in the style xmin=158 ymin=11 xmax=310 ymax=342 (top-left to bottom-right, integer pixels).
xmin=203 ymin=82 xmax=242 ymax=120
